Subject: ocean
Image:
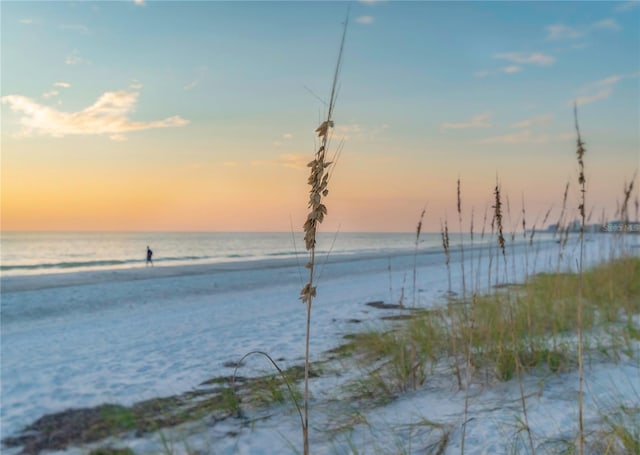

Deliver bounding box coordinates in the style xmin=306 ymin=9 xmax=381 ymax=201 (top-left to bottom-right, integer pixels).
xmin=0 ymin=231 xmax=498 ymax=277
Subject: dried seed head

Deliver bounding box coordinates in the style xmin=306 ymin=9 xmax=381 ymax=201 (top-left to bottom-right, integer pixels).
xmin=456 ymin=178 xmax=461 ymax=216
xmin=493 ymin=181 xmax=506 ymax=256
xmin=574 ymin=104 xmax=587 ymax=222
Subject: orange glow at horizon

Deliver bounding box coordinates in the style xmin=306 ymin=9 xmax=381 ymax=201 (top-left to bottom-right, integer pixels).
xmin=2 ymin=135 xmax=636 ymax=233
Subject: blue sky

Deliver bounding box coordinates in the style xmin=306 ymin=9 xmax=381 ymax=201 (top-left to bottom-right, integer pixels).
xmin=1 ymin=1 xmax=639 ymax=232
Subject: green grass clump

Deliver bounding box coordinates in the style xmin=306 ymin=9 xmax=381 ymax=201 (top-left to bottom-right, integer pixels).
xmin=343 ymin=256 xmax=639 ymax=393
xmin=100 ymin=406 xmax=137 ymax=432
xmin=590 ymin=405 xmax=640 ymax=455
xmin=463 ymin=256 xmax=640 ymax=381
xmin=88 ymin=448 xmax=136 ymax=455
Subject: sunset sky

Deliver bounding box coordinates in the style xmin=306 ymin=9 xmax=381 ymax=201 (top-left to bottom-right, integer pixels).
xmin=2 ymin=1 xmax=639 ymax=232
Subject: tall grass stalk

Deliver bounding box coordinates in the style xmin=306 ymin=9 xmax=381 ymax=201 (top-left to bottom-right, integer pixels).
xmin=494 ymin=180 xmax=535 ymax=454
xmin=493 ymin=178 xmax=507 ymax=279
xmin=300 ymin=17 xmax=347 ymax=455
xmin=457 ymin=178 xmax=467 ymax=299
xmin=621 ymin=176 xmax=635 ymax=228
xmin=477 ymin=205 xmax=489 ymax=293
xmin=413 ymin=206 xmax=427 ymax=307
xmin=441 ymin=218 xmax=462 ymax=388
xmin=460 ymin=181 xmax=473 ymax=455
xmin=574 ymin=103 xmax=586 ymax=455
xmin=469 ymin=207 xmax=475 ymax=293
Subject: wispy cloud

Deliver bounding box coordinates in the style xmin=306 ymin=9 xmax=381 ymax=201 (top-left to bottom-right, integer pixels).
xmin=129 ymin=80 xmax=144 ymax=90
xmin=441 ymin=113 xmax=491 ymax=130
xmin=42 ymin=82 xmax=72 ymax=99
xmin=571 ymin=72 xmax=637 ymax=106
xmin=475 ymin=65 xmax=522 ymax=78
xmin=20 ymin=18 xmax=35 ymax=25
xmin=60 ymin=24 xmax=90 ymax=34
xmin=334 ymin=123 xmax=389 ymax=140
xmin=480 ymin=130 xmax=546 ymax=144
xmin=479 ymin=130 xmax=571 ymax=144
xmin=358 ymin=0 xmax=383 ymax=4
xmin=2 ymin=89 xmax=188 ymax=140
xmin=592 ymin=18 xmax=622 ymax=30
xmin=65 ymin=50 xmax=85 ymax=65
xmin=595 ymin=75 xmax=623 ymax=86
xmin=250 ymin=153 xmax=309 ymax=170
xmin=335 ymin=123 xmax=365 ymax=137
xmin=183 ymin=67 xmax=207 ymax=91
xmin=510 ymin=114 xmax=553 ymax=129
xmin=614 ymin=1 xmax=639 ymax=13
xmin=501 ymin=65 xmax=522 ymax=74
xmin=42 ymin=90 xmax=59 ymax=99
xmin=575 ymin=87 xmax=613 ymax=106
xmin=546 ymin=24 xmax=584 ymax=40
xmin=277 ymin=154 xmax=308 ymax=169
xmin=183 ymin=81 xmax=198 ymax=91
xmin=356 ymin=15 xmax=375 ymax=24
xmin=494 ymin=52 xmax=555 ymax=66
xmin=133 ymin=0 xmax=145 ymax=5
xmin=273 ymin=132 xmax=294 ymax=147
xmin=546 ymin=18 xmax=622 ymax=40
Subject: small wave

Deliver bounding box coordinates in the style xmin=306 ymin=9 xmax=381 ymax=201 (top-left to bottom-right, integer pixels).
xmin=159 ymin=255 xmax=208 ymax=262
xmin=1 ymin=255 xmax=219 ymax=272
xmin=1 ymin=259 xmax=133 ymax=272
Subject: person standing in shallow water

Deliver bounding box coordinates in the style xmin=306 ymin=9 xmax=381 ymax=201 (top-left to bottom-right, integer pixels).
xmin=146 ymin=246 xmax=153 ymax=266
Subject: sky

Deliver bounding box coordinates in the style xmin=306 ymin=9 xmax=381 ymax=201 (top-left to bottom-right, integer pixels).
xmin=1 ymin=0 xmax=639 ymax=233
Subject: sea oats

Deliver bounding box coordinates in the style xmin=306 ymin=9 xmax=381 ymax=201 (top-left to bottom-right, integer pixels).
xmin=300 ymin=15 xmax=348 ymax=455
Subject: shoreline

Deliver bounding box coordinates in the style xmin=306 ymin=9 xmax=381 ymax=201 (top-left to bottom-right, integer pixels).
xmin=1 ymin=237 xmax=558 ymax=294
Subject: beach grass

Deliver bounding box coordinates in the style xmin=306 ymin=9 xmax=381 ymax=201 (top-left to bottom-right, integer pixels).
xmin=340 ymin=255 xmax=639 ymax=398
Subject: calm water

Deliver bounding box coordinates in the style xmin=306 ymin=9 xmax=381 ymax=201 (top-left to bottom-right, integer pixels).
xmin=0 ymin=231 xmax=491 ymax=276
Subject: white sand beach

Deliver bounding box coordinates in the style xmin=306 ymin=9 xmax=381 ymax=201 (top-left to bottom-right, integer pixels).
xmin=2 ymin=233 xmax=638 ymax=454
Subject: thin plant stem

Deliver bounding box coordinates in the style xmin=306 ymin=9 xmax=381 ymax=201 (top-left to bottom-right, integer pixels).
xmin=413 ymin=205 xmax=427 ymax=307
xmin=574 ymin=103 xmax=586 ymax=455
xmin=300 ymin=15 xmax=348 ymax=455
xmin=495 ymin=178 xmax=535 ymax=454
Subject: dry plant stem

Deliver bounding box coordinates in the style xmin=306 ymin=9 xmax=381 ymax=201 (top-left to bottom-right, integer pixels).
xmin=494 ymin=180 xmax=535 ymax=455
xmin=461 ymin=301 xmax=473 ymax=455
xmin=461 ymin=211 xmax=476 ymax=455
xmin=457 ymin=178 xmax=467 ymax=299
xmin=441 ymin=219 xmax=462 ymax=389
xmin=410 ymin=206 xmax=426 ymax=390
xmin=574 ymin=104 xmax=586 ymax=455
xmin=521 ymin=193 xmax=530 ymax=280
xmin=469 ymin=207 xmax=475 ymax=292
xmin=555 ymin=182 xmax=570 ymax=268
xmin=231 ymin=350 xmax=304 ymax=427
xmin=621 ymin=176 xmax=635 ymax=228
xmin=478 ymin=206 xmax=489 ymax=292
xmin=413 ymin=206 xmax=427 ymax=307
xmin=457 ymin=179 xmax=470 ymax=453
xmin=300 ymin=16 xmax=347 ymax=455
xmin=388 ymin=257 xmax=393 ymax=303
xmin=493 ymin=179 xmax=507 ymax=279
